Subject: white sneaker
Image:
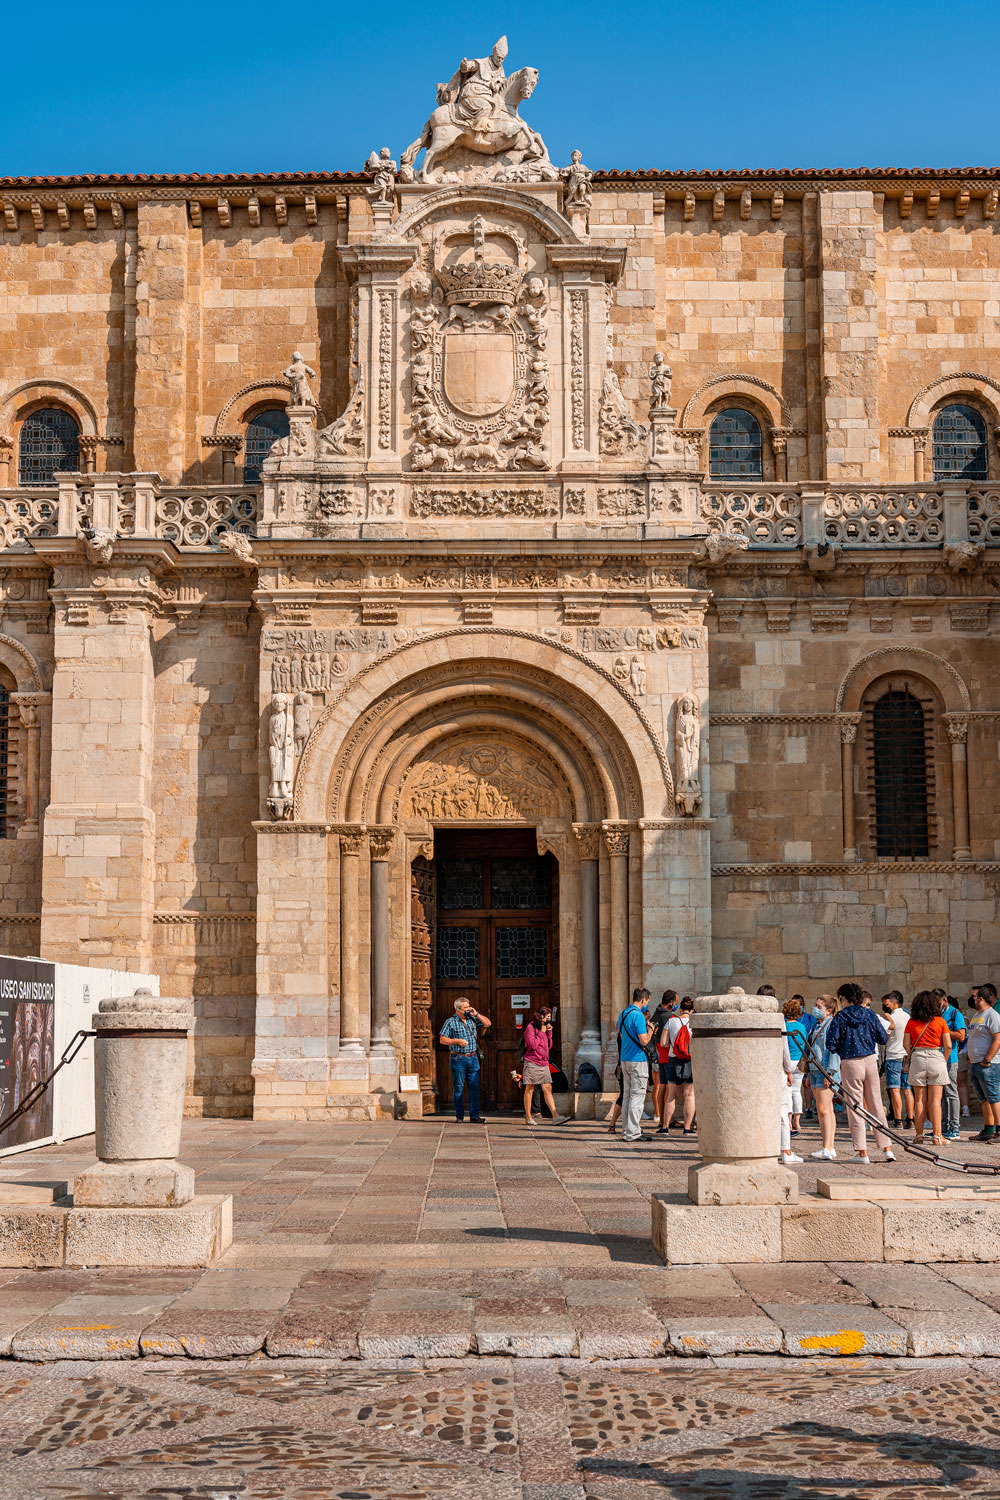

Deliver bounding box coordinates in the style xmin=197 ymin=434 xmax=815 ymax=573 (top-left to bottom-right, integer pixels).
xmin=779 ymin=1152 xmax=803 ymax=1163
xmin=849 ymin=1152 xmax=870 ymax=1163
xmin=962 ymin=1107 xmax=970 ymax=1118
xmin=810 ymin=1148 xmax=837 ymax=1161
xmin=883 ymin=1150 xmax=896 ymax=1162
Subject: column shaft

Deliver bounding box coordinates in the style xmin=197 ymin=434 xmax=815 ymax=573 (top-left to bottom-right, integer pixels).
xmin=339 ymin=837 xmax=364 ymax=1054
xmin=948 ymin=725 xmax=972 ymax=861
xmin=370 ymin=854 xmax=393 ymax=1058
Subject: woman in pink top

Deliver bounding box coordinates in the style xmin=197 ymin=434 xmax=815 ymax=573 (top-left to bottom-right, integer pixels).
xmin=521 ymin=1010 xmax=568 ymax=1126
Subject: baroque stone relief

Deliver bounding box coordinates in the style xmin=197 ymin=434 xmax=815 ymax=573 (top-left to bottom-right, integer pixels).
xmin=407 ymin=220 xmax=550 ymax=472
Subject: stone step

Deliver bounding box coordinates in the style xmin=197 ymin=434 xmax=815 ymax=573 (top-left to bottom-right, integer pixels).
xmin=0 ymin=1181 xmax=69 ymax=1205
xmin=817 ymin=1175 xmax=1000 ymax=1202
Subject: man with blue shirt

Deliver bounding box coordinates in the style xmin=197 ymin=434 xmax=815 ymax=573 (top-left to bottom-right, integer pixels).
xmin=617 ymin=986 xmax=654 ymax=1143
xmin=935 ymin=988 xmax=966 ymax=1140
xmin=439 ymin=996 xmax=492 ymax=1123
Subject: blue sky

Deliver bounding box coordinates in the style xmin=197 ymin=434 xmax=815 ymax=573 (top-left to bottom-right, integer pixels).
xmin=5 ymin=0 xmax=998 ymax=178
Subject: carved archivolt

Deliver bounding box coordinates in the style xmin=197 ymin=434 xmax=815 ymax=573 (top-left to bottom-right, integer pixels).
xmin=836 ymin=647 xmax=971 ymax=714
xmin=0 ymin=379 xmax=100 ymax=436
xmin=0 ymin=633 xmax=44 ymax=692
xmin=681 ymin=373 xmax=787 ymax=432
xmin=293 ymin=628 xmax=673 ymax=823
xmin=401 ymin=733 xmax=571 ymax=822
xmin=906 ymin=371 xmax=1000 ymax=430
xmin=391 ymin=184 xmax=582 ymax=247
xmin=213 ymin=378 xmax=293 ymax=434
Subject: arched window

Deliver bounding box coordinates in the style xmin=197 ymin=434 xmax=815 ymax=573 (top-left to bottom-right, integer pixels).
xmin=871 ymin=686 xmax=930 ymax=858
xmin=243 ymin=408 xmax=290 ymax=484
xmin=708 ymin=408 xmax=763 ymax=479
xmin=932 ymin=403 xmax=988 ymax=479
xmin=18 ymin=408 xmax=80 ymax=486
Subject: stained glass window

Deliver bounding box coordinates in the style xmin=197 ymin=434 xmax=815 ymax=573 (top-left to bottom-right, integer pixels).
xmin=244 ymin=408 xmax=290 ymax=484
xmin=18 ymin=408 xmax=79 ymax=486
xmin=932 ymin=404 xmax=988 ymax=479
xmin=708 ymin=408 xmax=763 ymax=480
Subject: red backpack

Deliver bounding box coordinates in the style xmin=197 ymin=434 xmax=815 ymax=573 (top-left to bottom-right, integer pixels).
xmin=672 ymin=1018 xmax=692 ymax=1061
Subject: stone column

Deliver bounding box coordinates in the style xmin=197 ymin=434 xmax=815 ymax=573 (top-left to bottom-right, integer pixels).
xmin=573 ymin=824 xmax=602 ymax=1075
xmin=944 ymin=714 xmax=972 ymax=861
xmin=687 ymin=990 xmax=798 ymax=1205
xmin=338 ymin=828 xmax=366 ymax=1056
xmin=603 ymin=823 xmax=631 ymax=1014
xmin=10 ymin=692 xmax=49 ymax=838
xmin=838 ymin=714 xmax=862 ymax=862
xmin=369 ymin=827 xmax=396 ymax=1065
xmin=912 ymin=428 xmax=929 ymax=483
xmin=817 ymin=191 xmax=880 ymax=480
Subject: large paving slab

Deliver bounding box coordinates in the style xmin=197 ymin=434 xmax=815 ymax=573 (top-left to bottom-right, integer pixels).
xmin=1 ymin=1117 xmax=999 ymax=1364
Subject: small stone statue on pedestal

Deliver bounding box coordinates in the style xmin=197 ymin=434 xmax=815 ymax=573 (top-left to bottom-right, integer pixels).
xmin=365 ymin=147 xmax=398 ymax=204
xmin=674 ymin=694 xmax=702 ymax=817
xmin=268 ymin=694 xmax=295 ymax=820
xmin=283 ymin=351 xmax=317 ymax=409
xmin=649 ymin=351 xmax=673 ymax=413
xmin=561 ymin=150 xmax=594 ymax=210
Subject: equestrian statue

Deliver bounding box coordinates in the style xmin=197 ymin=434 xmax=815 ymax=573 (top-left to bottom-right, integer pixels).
xmin=400 ymin=36 xmax=553 ymax=184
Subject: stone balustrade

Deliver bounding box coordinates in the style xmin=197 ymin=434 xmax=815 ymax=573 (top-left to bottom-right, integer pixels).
xmin=0 ymin=474 xmax=998 ymax=551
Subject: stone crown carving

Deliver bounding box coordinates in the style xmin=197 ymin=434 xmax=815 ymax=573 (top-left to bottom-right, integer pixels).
xmin=438 ymin=216 xmax=524 ymax=306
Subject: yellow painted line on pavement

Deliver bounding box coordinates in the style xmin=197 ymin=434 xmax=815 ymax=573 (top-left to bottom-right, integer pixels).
xmin=799 ymin=1329 xmax=867 ymax=1354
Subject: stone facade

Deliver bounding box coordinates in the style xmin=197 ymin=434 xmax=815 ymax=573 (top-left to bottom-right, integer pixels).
xmin=0 ymin=44 xmax=998 ymax=1117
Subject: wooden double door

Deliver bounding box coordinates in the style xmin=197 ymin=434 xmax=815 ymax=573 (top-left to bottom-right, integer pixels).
xmin=430 ymin=829 xmax=559 ymax=1112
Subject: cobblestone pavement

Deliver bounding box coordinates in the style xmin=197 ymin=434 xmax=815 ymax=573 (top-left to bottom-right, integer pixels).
xmin=3 ymin=1117 xmax=1000 ymax=1362
xmin=1 ymin=1354 xmax=1000 ymax=1497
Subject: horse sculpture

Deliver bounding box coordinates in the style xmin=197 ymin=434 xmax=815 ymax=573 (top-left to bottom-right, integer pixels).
xmin=401 ymin=67 xmax=550 ymax=184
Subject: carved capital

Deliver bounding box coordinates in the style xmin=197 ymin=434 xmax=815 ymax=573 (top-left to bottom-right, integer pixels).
xmin=339 ymin=827 xmax=367 ymax=856
xmin=572 ymin=823 xmax=600 ymax=861
xmin=204 ymin=433 xmax=244 ymax=453
xmin=943 ymin=712 xmax=970 ymax=745
xmin=838 ymin=713 xmax=862 ymax=745
xmin=368 ymin=826 xmax=396 ymax=861
xmin=11 ymin=691 xmax=48 ymax=728
xmin=601 ymin=822 xmax=631 ymax=858
xmin=911 ymin=427 xmax=930 ymax=453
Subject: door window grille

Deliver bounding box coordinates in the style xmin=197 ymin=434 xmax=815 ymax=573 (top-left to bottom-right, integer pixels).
xmin=243 ymin=408 xmax=290 ymax=484
xmin=437 ymin=926 xmax=479 ymax=979
xmin=708 ymin=408 xmax=763 ymax=479
xmin=932 ymin=403 xmax=988 ymax=479
xmin=871 ymin=688 xmax=930 ymax=858
xmin=18 ymin=408 xmax=80 ymax=486
xmin=491 ymin=857 xmax=551 ymax=909
xmin=437 ymin=859 xmax=483 ymax=910
xmin=496 ymin=926 xmax=548 ymax=979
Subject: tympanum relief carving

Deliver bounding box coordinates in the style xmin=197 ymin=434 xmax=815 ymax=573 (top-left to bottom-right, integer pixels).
xmin=404 ymin=741 xmax=564 ymax=821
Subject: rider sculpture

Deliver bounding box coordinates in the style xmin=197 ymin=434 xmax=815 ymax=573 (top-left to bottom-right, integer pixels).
xmin=401 ymin=35 xmax=555 ymax=183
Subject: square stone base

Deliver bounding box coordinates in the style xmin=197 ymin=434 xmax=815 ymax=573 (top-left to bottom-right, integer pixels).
xmin=688 ymin=1160 xmax=799 ymax=1206
xmin=73 ymin=1160 xmax=195 ymax=1208
xmin=0 ymin=1195 xmax=232 ymax=1269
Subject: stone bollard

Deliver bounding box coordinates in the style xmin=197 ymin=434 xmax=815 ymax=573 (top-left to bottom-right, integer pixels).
xmin=74 ymin=989 xmax=195 ymax=1208
xmin=687 ymin=988 xmax=798 ymax=1207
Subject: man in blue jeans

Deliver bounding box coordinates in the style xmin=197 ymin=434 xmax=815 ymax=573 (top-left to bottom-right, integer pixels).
xmin=967 ymin=989 xmax=1000 ymax=1141
xmin=934 ymin=988 xmax=966 ymax=1140
xmin=439 ymin=996 xmax=492 ymax=1122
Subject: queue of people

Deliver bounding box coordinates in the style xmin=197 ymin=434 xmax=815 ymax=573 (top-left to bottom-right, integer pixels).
xmin=440 ymin=981 xmax=1000 ymax=1154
